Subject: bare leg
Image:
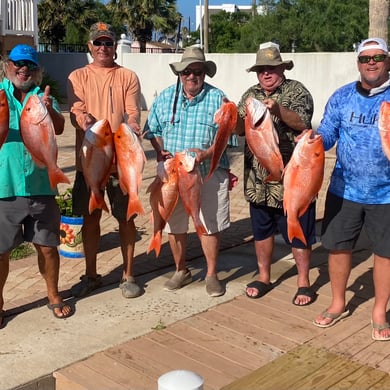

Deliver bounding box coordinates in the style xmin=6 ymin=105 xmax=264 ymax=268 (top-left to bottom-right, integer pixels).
xmin=246 ymin=236 xmax=273 ymax=297
xmin=292 ymin=247 xmax=312 ymax=305
xmin=82 ymin=210 xmax=102 ymax=277
xmin=168 ymin=233 xmax=187 ymax=271
xmin=0 ymin=252 xmax=10 ymax=321
xmin=35 ymin=244 xmax=72 ymax=318
xmin=372 ymin=254 xmax=390 ymax=339
xmin=199 ymin=233 xmax=220 ymax=277
xmin=315 ymin=250 xmax=352 ymax=325
xmin=119 ymin=218 xmax=136 ymax=280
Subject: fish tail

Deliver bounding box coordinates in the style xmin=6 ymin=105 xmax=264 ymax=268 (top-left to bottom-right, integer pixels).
xmin=287 ymin=217 xmax=307 ymax=246
xmin=88 ymin=192 xmax=109 ymax=214
xmin=127 ymin=198 xmax=145 ymax=220
xmin=194 ymin=220 xmax=208 ymax=237
xmin=147 ymin=231 xmax=162 ymax=257
xmin=49 ymin=168 xmax=70 ymax=190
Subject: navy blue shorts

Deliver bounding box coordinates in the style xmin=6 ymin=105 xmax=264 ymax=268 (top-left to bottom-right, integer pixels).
xmin=321 ymin=192 xmax=390 ymax=257
xmin=249 ymin=202 xmax=317 ymax=249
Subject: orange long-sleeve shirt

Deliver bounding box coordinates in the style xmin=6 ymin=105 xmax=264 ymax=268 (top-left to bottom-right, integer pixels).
xmin=67 ymin=63 xmax=141 ymax=171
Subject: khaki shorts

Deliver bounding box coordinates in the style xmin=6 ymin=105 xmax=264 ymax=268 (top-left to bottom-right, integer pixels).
xmin=0 ymin=196 xmax=60 ymax=253
xmin=165 ymin=168 xmax=230 ymax=235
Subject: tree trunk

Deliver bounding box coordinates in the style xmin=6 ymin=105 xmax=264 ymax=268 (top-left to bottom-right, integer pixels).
xmin=369 ymin=0 xmax=389 ymax=42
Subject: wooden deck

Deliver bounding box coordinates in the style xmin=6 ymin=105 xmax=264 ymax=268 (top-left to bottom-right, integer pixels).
xmin=54 ymin=247 xmax=390 ymax=390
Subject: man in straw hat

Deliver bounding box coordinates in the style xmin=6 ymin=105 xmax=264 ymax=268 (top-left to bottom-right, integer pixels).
xmin=236 ymin=42 xmax=316 ymax=305
xmin=145 ymin=46 xmax=238 ymax=297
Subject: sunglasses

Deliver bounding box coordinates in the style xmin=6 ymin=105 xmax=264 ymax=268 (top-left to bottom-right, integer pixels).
xmin=180 ymin=68 xmax=204 ymax=76
xmin=92 ymin=40 xmax=115 ymax=47
xmin=10 ymin=60 xmax=39 ymax=71
xmin=358 ymin=54 xmax=387 ymax=64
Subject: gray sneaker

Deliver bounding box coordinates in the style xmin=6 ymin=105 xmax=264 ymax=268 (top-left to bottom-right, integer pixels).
xmin=205 ymin=275 xmax=225 ymax=297
xmin=164 ymin=270 xmax=192 ymax=291
xmin=71 ymin=274 xmax=102 ymax=298
xmin=119 ymin=276 xmax=142 ymax=298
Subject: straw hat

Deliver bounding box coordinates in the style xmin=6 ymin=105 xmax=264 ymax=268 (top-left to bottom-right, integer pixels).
xmin=247 ymin=42 xmax=294 ymax=72
xmin=169 ymin=46 xmax=217 ymax=77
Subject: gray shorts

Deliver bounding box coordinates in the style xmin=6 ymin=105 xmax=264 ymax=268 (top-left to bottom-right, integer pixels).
xmin=321 ymin=192 xmax=390 ymax=257
xmin=72 ymin=171 xmax=134 ymax=222
xmin=165 ymin=168 xmax=230 ymax=234
xmin=0 ymin=196 xmax=60 ymax=254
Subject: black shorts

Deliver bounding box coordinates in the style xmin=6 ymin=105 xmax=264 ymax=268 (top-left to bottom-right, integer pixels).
xmin=321 ymin=192 xmax=390 ymax=257
xmin=72 ymin=171 xmax=134 ymax=222
xmin=249 ymin=202 xmax=316 ymax=249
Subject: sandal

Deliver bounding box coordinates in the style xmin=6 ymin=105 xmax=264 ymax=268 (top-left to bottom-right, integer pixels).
xmin=245 ymin=281 xmax=272 ymax=299
xmin=0 ymin=309 xmax=5 ymax=329
xmin=47 ymin=302 xmax=74 ymax=319
xmin=371 ymin=321 xmax=390 ymax=341
xmin=292 ymin=286 xmax=317 ymax=306
xmin=71 ymin=274 xmax=102 ymax=298
xmin=313 ymin=309 xmax=349 ymax=328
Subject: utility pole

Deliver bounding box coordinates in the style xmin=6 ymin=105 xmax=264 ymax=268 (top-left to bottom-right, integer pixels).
xmin=204 ymin=0 xmax=209 ymax=52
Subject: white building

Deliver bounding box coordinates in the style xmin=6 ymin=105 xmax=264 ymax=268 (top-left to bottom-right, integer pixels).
xmin=195 ymin=3 xmax=264 ymax=30
xmin=0 ymin=0 xmax=38 ymax=55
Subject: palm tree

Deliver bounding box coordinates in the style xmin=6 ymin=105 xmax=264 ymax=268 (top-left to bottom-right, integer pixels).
xmin=107 ymin=0 xmax=181 ymax=53
xmin=369 ymin=0 xmax=389 ymax=41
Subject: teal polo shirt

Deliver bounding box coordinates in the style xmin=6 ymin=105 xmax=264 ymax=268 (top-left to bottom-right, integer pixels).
xmin=0 ymin=78 xmax=61 ymax=198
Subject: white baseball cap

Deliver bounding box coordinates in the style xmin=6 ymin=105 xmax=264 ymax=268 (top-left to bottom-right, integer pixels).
xmin=357 ymin=38 xmax=388 ymax=55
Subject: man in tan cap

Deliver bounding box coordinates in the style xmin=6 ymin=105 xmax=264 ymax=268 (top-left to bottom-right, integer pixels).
xmin=144 ymin=46 xmax=238 ymax=297
xmin=67 ymin=22 xmax=143 ymax=299
xmin=236 ymin=42 xmax=316 ymax=305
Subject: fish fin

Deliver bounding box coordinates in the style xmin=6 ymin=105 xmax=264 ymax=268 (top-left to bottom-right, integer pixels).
xmin=127 ymin=198 xmax=145 ymax=220
xmin=287 ymin=217 xmax=307 ymax=246
xmin=88 ymin=192 xmax=109 ymax=214
xmin=48 ymin=168 xmax=70 ymax=190
xmin=195 ymin=222 xmax=208 ymax=238
xmin=147 ymin=231 xmax=162 ymax=257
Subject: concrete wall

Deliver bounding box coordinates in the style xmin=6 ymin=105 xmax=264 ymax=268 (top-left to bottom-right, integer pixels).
xmin=38 ymin=51 xmax=360 ymax=128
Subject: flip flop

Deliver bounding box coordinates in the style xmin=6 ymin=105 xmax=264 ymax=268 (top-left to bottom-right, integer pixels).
xmin=245 ymin=281 xmax=272 ymax=299
xmin=313 ymin=309 xmax=350 ymax=328
xmin=371 ymin=321 xmax=390 ymax=341
xmin=47 ymin=302 xmax=74 ymax=319
xmin=292 ymin=286 xmax=317 ymax=306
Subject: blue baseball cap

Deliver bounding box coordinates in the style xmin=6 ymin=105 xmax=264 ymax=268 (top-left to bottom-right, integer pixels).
xmin=9 ymin=44 xmax=38 ymax=65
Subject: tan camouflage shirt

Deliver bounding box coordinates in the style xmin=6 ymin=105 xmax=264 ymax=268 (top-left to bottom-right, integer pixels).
xmin=237 ymin=78 xmax=314 ymax=209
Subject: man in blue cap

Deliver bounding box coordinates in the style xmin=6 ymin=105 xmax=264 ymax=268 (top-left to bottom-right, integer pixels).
xmin=0 ymin=44 xmax=73 ymax=328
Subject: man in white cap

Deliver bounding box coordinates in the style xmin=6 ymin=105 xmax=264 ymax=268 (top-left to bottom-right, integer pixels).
xmin=236 ymin=42 xmax=315 ymax=306
xmin=145 ymin=46 xmax=238 ymax=297
xmin=313 ymin=38 xmax=390 ymax=341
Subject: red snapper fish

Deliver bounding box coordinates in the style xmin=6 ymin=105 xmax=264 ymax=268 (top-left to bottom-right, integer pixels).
xmin=114 ymin=123 xmax=146 ymax=220
xmin=0 ymin=89 xmax=9 ymax=149
xmin=19 ymin=94 xmax=70 ymax=189
xmin=175 ymin=151 xmax=207 ymax=238
xmin=206 ymin=99 xmax=238 ymax=180
xmin=147 ymin=158 xmax=179 ymax=257
xmin=283 ymin=129 xmax=324 ymax=246
xmin=378 ymin=101 xmax=390 ymax=160
xmin=245 ymin=96 xmax=284 ymax=182
xmin=81 ymin=119 xmax=114 ymax=214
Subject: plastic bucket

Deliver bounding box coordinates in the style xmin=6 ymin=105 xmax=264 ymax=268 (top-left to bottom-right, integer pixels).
xmin=59 ymin=215 xmax=84 ymax=258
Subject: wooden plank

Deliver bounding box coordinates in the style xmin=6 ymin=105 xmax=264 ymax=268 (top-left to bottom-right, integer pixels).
xmin=221 ymin=345 xmax=335 ymax=390
xmin=53 ymin=371 xmax=87 ymax=390
xmin=146 ymin=330 xmax=252 ymax=379
xmin=368 ymin=374 xmax=390 ymax=389
xmin=164 ymin=321 xmax=264 ymax=369
xmin=331 ymin=365 xmax=389 ymax=390
xmin=213 ymin=299 xmax=313 ymax=343
xmin=53 ymin=363 xmax=128 ymax=390
xmin=183 ymin=315 xmax=283 ymax=362
xmin=106 ymin=336 xmax=233 ymax=390
xmin=201 ymin=305 xmax=299 ymax=351
xmin=83 ymin=353 xmax=156 ymax=389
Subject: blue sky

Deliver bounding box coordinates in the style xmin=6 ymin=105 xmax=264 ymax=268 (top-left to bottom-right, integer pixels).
xmin=177 ymin=1 xmax=252 ymax=31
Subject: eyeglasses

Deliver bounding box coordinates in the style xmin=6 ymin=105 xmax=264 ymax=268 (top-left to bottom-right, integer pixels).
xmin=180 ymin=68 xmax=204 ymax=76
xmin=10 ymin=60 xmax=39 ymax=71
xmin=92 ymin=40 xmax=115 ymax=47
xmin=358 ymin=54 xmax=387 ymax=64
